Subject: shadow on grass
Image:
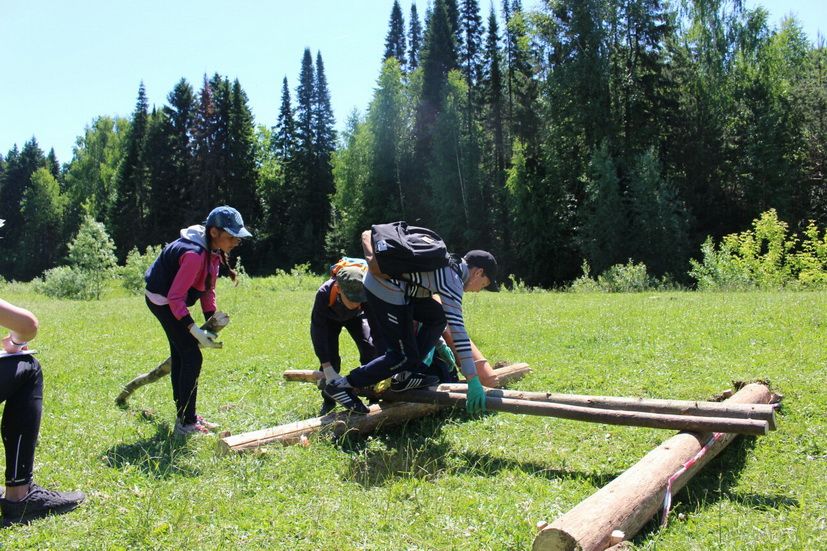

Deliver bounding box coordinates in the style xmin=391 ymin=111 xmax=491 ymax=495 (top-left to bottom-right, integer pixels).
xmin=102 ymin=423 xmax=201 ymax=479
xmin=630 ymin=435 xmax=799 ymax=544
xmin=338 ymin=410 xmax=619 ymax=488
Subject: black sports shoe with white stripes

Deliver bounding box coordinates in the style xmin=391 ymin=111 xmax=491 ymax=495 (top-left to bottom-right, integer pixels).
xmin=389 ymin=371 xmax=441 ymax=392
xmin=322 ymin=379 xmax=369 ymax=415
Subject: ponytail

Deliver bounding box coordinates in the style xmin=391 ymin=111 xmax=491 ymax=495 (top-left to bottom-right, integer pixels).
xmin=205 ymin=225 xmax=238 ymax=289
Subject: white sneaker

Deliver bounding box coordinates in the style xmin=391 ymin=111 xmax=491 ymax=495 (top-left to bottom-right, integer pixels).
xmin=174 ymin=420 xmax=210 ymax=437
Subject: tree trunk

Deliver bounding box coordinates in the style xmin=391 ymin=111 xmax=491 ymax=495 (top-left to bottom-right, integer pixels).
xmin=532 ymin=383 xmax=778 ymax=551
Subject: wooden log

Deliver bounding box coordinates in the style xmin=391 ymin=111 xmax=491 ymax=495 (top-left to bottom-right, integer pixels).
xmin=221 ymin=364 xmax=531 ymax=453
xmin=281 ymin=362 xmax=532 ymax=386
xmin=378 ymin=389 xmax=768 ymax=435
xmin=532 ymin=383 xmax=776 ymax=551
xmin=217 ymin=401 xmax=442 ymax=454
xmin=435 ymin=385 xmax=776 ymax=428
xmin=115 ymin=313 xmax=229 ymax=406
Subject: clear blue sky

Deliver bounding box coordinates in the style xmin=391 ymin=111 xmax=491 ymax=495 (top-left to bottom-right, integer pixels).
xmin=1 ymin=0 xmax=824 ymax=164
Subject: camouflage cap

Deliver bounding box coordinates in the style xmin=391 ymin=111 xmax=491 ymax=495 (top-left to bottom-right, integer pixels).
xmin=336 ymin=265 xmax=367 ymax=303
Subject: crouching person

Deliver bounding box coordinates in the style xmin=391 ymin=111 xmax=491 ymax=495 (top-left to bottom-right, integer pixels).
xmin=323 ymin=241 xmax=498 ymax=415
xmin=311 ymin=262 xmax=382 ymax=415
xmin=0 ymin=299 xmax=85 ymax=525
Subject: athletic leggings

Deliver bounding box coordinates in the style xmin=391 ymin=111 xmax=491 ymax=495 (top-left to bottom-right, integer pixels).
xmin=146 ymin=298 xmax=203 ymax=425
xmin=0 ymin=355 xmax=43 ymax=487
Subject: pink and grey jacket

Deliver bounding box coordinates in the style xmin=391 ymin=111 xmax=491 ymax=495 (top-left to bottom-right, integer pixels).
xmin=144 ymin=225 xmax=219 ymax=328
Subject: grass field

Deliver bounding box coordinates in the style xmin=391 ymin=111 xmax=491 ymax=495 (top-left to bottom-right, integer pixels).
xmin=1 ymin=278 xmax=825 ymax=550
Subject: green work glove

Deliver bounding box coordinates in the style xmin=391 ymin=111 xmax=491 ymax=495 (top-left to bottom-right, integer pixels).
xmin=465 ymin=376 xmax=486 ymax=414
xmin=435 ymin=341 xmax=456 ymax=370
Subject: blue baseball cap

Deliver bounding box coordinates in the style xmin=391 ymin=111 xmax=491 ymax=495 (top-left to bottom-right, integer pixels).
xmin=204 ymin=206 xmax=252 ymax=238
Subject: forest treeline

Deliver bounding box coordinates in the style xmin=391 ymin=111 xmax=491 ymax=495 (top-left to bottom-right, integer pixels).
xmin=0 ymin=0 xmax=824 ymax=287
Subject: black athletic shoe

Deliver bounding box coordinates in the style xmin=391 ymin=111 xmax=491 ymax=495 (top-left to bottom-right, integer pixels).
xmin=319 ymin=391 xmax=337 ymax=416
xmin=389 ymin=371 xmax=441 ymax=392
xmin=322 ymin=379 xmax=369 ymax=415
xmin=0 ymin=483 xmax=85 ymax=526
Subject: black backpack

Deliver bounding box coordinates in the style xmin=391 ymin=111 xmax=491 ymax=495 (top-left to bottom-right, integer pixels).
xmin=368 ymin=221 xmax=450 ymax=277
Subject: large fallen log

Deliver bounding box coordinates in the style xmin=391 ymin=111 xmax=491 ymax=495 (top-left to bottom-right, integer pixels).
xmin=377 ymin=388 xmax=769 ymax=435
xmin=434 ymin=385 xmax=776 ymax=429
xmin=218 ymin=363 xmax=531 ymax=454
xmin=115 ymin=313 xmax=229 ymax=406
xmin=532 ymin=382 xmax=778 ymax=551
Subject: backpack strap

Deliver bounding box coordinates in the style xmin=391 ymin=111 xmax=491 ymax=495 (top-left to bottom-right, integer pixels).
xmin=328 ymin=281 xmax=340 ymax=308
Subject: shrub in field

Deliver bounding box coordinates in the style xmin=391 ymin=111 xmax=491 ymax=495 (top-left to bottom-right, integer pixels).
xmin=120 ymin=245 xmax=162 ymax=294
xmin=570 ymin=260 xmax=658 ymax=292
xmin=255 ymin=263 xmax=323 ymax=292
xmin=689 ymin=209 xmax=827 ymax=290
xmin=35 ymin=214 xmax=117 ymax=300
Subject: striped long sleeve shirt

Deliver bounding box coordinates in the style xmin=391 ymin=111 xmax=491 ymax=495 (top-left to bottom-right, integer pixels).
xmin=363 ymin=261 xmax=476 ymax=379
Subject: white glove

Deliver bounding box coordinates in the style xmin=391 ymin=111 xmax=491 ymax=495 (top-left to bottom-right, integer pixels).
xmin=189 ymin=325 xmax=222 ymax=349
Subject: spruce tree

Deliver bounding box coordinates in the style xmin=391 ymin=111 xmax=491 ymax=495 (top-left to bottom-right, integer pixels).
xmin=408 ymin=3 xmax=423 ymax=71
xmin=481 ymin=6 xmax=507 ymax=247
xmin=226 ymin=79 xmax=260 ymax=230
xmin=384 ymin=0 xmax=407 ymax=66
xmin=111 ymin=82 xmax=150 ymax=259
xmin=579 ymin=142 xmax=626 ymax=274
xmin=192 ymin=75 xmax=220 ymax=219
xmin=414 ymin=0 xmax=457 ymax=189
xmin=46 ymin=148 xmax=60 ymax=181
xmin=272 ymin=77 xmax=296 ymax=161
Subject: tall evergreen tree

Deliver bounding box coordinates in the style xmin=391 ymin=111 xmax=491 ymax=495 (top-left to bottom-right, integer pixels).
xmin=413 ymin=0 xmax=457 ymax=189
xmin=110 ymin=82 xmax=150 ymax=258
xmin=19 ymin=167 xmax=66 ymax=278
xmin=384 ymin=0 xmax=407 ymax=66
xmin=192 ymin=75 xmax=220 ymax=219
xmin=272 ymin=77 xmax=296 ymax=160
xmin=0 ymin=139 xmax=47 ymax=278
xmin=226 ymin=78 xmax=260 ymax=229
xmin=46 ymin=148 xmax=60 ymax=181
xmin=408 ymin=3 xmax=423 ymax=71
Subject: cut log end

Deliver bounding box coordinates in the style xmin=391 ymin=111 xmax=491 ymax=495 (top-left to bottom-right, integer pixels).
xmin=532 ymin=528 xmax=579 ymax=551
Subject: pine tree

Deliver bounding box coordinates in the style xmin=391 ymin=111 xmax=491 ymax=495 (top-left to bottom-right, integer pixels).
xmin=192 ymin=75 xmax=220 ymax=219
xmin=481 ymin=6 xmax=507 ymax=247
xmin=272 ymin=77 xmax=296 ymax=160
xmin=46 ymin=148 xmax=60 ymax=181
xmin=384 ymin=0 xmax=407 ymax=66
xmin=579 ymin=142 xmax=627 ymax=274
xmin=226 ymin=79 xmax=260 ymax=231
xmin=110 ymin=82 xmax=150 ymax=259
xmin=408 ymin=3 xmax=423 ymax=71
xmin=312 ymin=52 xmax=337 ymax=246
xmin=414 ymin=0 xmax=457 ymax=188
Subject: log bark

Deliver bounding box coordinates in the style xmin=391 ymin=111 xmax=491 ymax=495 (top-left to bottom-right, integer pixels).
xmin=532 ymin=383 xmax=777 ymax=551
xmin=434 ymin=385 xmax=776 ymax=428
xmin=115 ymin=314 xmax=229 ymax=405
xmin=219 ymin=364 xmax=531 ymax=453
xmin=377 ymin=389 xmax=768 ymax=435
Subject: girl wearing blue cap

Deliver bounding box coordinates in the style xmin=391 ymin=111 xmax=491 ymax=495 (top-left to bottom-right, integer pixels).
xmin=144 ymin=206 xmax=251 ymax=436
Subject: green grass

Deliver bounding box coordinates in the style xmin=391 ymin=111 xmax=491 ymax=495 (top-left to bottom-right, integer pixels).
xmin=1 ymin=281 xmax=825 ymax=549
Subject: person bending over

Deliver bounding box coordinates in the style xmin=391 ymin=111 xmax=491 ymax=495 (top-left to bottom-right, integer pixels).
xmin=144 ymin=206 xmax=251 ymax=436
xmin=323 ymin=249 xmax=498 ymax=415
